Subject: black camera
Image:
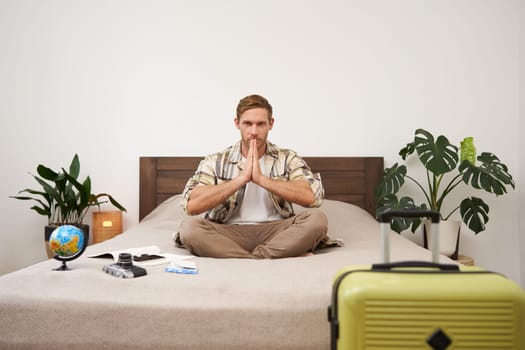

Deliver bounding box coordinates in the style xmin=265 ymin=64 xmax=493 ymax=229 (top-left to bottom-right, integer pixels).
xmin=102 ymin=253 xmax=147 ymax=278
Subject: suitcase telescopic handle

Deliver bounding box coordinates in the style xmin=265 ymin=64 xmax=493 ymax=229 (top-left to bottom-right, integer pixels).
xmin=377 ymin=209 xmax=440 ymax=223
xmin=377 ymin=209 xmax=440 ymax=264
xmin=372 ymin=260 xmax=459 ymax=271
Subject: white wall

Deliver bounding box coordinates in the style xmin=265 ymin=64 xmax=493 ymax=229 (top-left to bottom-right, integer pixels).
xmin=1 ymin=0 xmax=522 ymax=285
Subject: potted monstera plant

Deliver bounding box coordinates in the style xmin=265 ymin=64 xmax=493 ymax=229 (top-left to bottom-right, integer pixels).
xmin=11 ymin=154 xmax=127 ymax=258
xmin=375 ymin=128 xmax=515 ymax=258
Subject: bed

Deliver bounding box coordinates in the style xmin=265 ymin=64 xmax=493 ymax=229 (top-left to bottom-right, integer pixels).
xmin=0 ymin=156 xmax=454 ymax=350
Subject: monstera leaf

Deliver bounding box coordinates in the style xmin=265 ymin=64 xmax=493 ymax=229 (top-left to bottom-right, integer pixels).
xmin=375 ymin=163 xmax=407 ymax=199
xmin=460 ymin=137 xmax=476 ymax=164
xmin=460 ymin=197 xmax=489 ymax=234
xmin=459 ymin=153 xmax=515 ymax=195
xmin=414 ymin=129 xmax=459 ymax=175
xmin=399 ymin=141 xmax=416 ymax=160
xmin=376 ymin=194 xmax=426 ymax=233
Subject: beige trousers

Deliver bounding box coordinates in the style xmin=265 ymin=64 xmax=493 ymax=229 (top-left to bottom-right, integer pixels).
xmin=178 ymin=208 xmax=328 ymax=259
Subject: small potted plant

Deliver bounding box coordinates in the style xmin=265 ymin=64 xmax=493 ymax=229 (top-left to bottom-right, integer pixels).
xmin=10 ymin=154 xmax=127 ymax=257
xmin=375 ymin=128 xmax=515 ymax=258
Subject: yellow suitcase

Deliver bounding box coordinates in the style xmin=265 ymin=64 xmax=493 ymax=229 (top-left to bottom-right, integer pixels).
xmin=328 ymin=210 xmax=525 ymax=350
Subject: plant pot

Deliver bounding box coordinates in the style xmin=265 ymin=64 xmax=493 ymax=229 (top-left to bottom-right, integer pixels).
xmin=44 ymin=224 xmax=89 ymax=259
xmin=424 ymin=220 xmax=461 ymax=259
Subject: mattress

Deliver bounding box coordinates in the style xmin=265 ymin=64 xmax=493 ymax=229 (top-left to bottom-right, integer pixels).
xmin=0 ymin=195 xmax=454 ymax=350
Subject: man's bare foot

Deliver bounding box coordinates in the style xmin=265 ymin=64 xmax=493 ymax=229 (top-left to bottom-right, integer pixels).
xmin=300 ymin=252 xmax=314 ymax=257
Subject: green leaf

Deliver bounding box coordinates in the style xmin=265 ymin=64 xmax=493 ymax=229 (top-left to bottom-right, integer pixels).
xmin=414 ymin=128 xmax=458 ymax=175
xmin=104 ymin=194 xmax=127 ymax=212
xmin=12 ymin=195 xmax=50 ymax=211
xmin=459 ymin=153 xmax=515 ymax=195
xmin=69 ymin=154 xmax=80 ymax=180
xmin=375 ymin=163 xmax=407 ymax=199
xmin=63 ymin=170 xmax=90 ymax=205
xmin=399 ymin=141 xmax=416 ymax=160
xmin=30 ymin=205 xmax=50 ymax=217
xmin=37 ymin=165 xmax=58 ymax=181
xmin=460 ymin=137 xmax=476 ymax=164
xmin=54 ymin=173 xmax=67 ymax=194
xmin=10 ymin=195 xmax=34 ymax=201
xmin=83 ymin=176 xmax=92 ymax=202
xmin=460 ymin=197 xmax=489 ymax=234
xmin=376 ymin=194 xmax=425 ymax=233
xmin=32 ymin=175 xmax=61 ymax=203
xmin=376 ymin=194 xmax=406 ymax=233
xmin=15 ymin=188 xmax=49 ymax=199
xmin=10 ymin=194 xmax=50 ymax=218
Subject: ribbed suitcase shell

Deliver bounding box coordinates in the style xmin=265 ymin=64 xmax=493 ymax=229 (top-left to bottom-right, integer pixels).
xmin=330 ymin=265 xmax=525 ymax=350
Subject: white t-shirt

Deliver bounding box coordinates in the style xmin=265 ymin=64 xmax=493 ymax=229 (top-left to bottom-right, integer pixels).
xmin=227 ymin=156 xmax=283 ymax=224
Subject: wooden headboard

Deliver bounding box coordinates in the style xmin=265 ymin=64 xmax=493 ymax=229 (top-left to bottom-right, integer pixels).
xmin=139 ymin=156 xmax=384 ymax=221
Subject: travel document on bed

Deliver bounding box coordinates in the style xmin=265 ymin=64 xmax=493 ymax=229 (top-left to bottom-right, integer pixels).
xmin=88 ymin=245 xmax=193 ymax=267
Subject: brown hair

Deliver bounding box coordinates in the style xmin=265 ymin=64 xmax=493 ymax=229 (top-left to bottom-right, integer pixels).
xmin=236 ymin=94 xmax=273 ymax=120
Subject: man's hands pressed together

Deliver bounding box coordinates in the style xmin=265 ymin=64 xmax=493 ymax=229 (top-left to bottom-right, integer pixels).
xmin=240 ymin=139 xmax=263 ymax=186
xmin=185 ymin=139 xmax=261 ymax=216
xmin=240 ymin=139 xmax=315 ymax=208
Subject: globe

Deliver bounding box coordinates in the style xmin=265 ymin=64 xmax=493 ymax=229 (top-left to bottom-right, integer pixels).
xmin=49 ymin=225 xmax=87 ymax=270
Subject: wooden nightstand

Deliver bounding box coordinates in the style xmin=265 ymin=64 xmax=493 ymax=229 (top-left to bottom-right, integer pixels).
xmin=456 ymin=255 xmax=474 ymax=266
xmin=92 ymin=211 xmax=123 ymax=243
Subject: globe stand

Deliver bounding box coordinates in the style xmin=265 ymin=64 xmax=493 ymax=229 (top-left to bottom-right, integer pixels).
xmin=53 ymin=261 xmax=71 ymax=271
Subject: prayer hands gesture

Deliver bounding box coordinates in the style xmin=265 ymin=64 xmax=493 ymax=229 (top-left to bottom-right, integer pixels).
xmin=240 ymin=139 xmax=263 ymax=185
xmin=186 ymin=137 xmax=316 ymax=215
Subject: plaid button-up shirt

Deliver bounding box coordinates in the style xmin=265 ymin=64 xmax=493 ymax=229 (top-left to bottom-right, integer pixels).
xmin=181 ymin=141 xmax=324 ymax=223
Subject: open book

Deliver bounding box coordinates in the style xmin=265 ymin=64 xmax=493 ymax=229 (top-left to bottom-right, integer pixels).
xmin=89 ymin=245 xmax=192 ymax=266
